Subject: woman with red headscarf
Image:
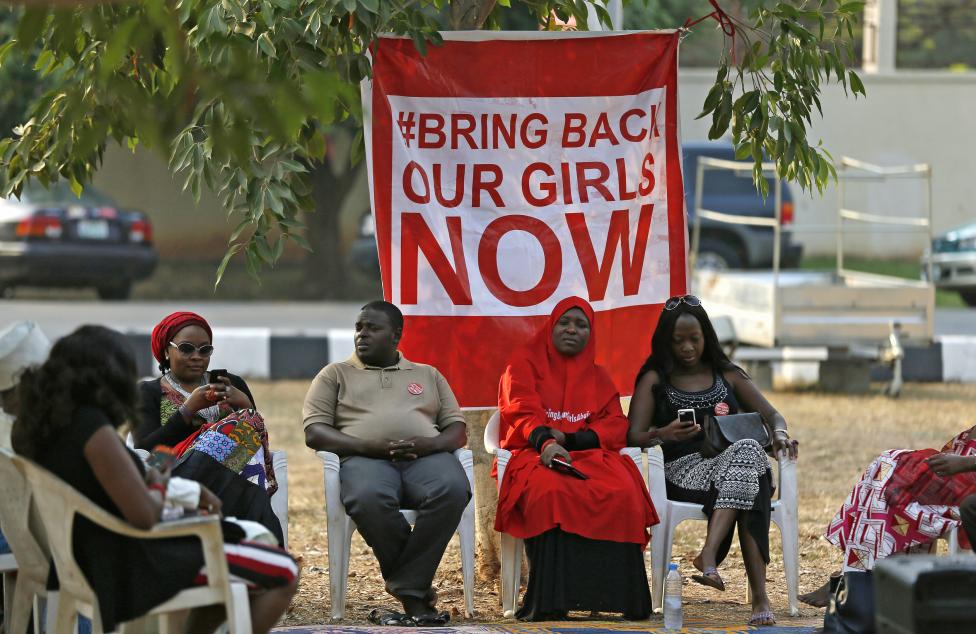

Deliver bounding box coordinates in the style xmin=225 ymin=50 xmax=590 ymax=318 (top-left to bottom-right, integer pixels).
xmin=135 ymin=311 xmax=281 ymax=542
xmin=495 ymin=297 xmax=658 ymax=621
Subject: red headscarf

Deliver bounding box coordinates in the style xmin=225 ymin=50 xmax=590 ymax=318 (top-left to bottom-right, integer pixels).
xmin=498 ymin=296 xmax=625 ymax=448
xmin=151 ymin=311 xmax=213 ymax=365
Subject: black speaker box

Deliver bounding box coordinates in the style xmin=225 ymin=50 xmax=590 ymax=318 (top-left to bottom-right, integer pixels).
xmin=874 ymin=554 xmax=976 ymax=634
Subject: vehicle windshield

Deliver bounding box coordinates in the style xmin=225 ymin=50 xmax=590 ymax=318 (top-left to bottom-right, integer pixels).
xmin=16 ymin=182 xmax=116 ymax=207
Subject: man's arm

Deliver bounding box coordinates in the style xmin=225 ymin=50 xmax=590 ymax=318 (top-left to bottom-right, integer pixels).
xmin=304 ymin=422 xmax=387 ymax=458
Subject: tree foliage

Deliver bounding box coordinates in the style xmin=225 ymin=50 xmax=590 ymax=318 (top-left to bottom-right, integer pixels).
xmin=0 ymin=0 xmax=863 ymax=283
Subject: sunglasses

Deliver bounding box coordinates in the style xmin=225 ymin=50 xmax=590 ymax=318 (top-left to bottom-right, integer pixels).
xmin=169 ymin=341 xmax=215 ymax=357
xmin=664 ymin=294 xmax=702 ymax=311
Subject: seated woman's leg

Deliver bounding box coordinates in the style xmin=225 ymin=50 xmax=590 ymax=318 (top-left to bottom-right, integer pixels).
xmin=186 ymin=541 xmax=299 ymax=634
xmin=693 ymin=440 xmax=769 ymax=589
xmin=738 ymin=514 xmax=774 ymax=625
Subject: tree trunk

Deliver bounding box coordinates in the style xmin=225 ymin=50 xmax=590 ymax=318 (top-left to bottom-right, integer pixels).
xmin=449 ymin=0 xmax=498 ymax=29
xmin=303 ymin=126 xmax=362 ymax=299
xmin=464 ymin=409 xmax=502 ymax=585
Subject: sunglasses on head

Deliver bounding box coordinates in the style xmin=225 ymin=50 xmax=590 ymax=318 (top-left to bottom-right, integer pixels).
xmin=169 ymin=341 xmax=215 ymax=357
xmin=664 ymin=294 xmax=702 ymax=311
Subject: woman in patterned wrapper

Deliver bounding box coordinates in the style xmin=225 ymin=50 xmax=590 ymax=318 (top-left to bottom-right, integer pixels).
xmin=134 ymin=311 xmax=282 ymax=544
xmin=627 ymin=295 xmax=798 ymax=627
xmin=799 ymin=426 xmax=976 ymax=607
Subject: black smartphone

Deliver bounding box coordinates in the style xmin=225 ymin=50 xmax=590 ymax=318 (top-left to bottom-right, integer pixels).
xmin=678 ymin=408 xmax=696 ymax=425
xmin=550 ymin=457 xmax=589 ymax=480
xmin=209 ymin=368 xmax=228 ymax=383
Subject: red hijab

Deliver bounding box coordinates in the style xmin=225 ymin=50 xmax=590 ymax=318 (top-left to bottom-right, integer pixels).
xmin=499 ymin=297 xmax=622 ymax=442
xmin=151 ymin=311 xmax=213 ymax=365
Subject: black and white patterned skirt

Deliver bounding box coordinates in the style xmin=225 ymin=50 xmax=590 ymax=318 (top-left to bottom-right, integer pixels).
xmin=663 ymin=439 xmax=769 ymax=510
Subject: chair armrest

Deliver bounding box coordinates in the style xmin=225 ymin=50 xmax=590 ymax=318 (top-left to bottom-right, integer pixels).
xmin=644 ymin=445 xmax=670 ymax=509
xmin=619 ymin=447 xmax=641 ymax=470
xmin=776 ymin=453 xmax=798 ymax=505
xmin=453 ymin=448 xmax=475 ymax=494
xmin=491 ymin=447 xmax=512 ymax=492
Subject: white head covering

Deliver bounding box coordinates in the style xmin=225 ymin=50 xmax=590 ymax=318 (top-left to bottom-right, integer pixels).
xmin=0 ymin=321 xmax=51 ymax=392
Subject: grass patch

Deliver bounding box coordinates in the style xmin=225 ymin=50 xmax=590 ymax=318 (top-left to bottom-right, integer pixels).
xmin=800 ymin=256 xmax=965 ymax=308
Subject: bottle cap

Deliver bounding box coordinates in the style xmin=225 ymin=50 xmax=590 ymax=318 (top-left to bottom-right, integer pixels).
xmin=669 ymin=562 xmax=678 ymax=571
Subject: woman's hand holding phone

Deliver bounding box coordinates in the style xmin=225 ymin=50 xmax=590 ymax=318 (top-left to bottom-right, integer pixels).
xmin=541 ymin=441 xmax=572 ymax=467
xmin=660 ymin=411 xmax=701 ymax=443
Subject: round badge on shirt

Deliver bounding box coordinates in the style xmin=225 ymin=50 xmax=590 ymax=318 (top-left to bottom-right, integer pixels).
xmin=407 ymin=383 xmax=424 ymax=395
xmin=714 ymin=402 xmax=730 ymax=416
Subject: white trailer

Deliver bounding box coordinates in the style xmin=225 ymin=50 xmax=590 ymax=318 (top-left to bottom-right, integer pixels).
xmin=690 ymin=156 xmax=934 ymax=392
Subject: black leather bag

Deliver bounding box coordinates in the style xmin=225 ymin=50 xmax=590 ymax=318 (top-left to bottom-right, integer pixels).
xmin=700 ymin=412 xmax=770 ymax=458
xmin=822 ymin=571 xmax=875 ymax=634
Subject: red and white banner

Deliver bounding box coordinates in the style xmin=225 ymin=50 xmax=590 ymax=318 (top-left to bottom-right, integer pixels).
xmin=363 ymin=31 xmax=686 ymax=407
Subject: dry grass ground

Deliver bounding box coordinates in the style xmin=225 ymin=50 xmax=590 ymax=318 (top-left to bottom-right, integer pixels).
xmin=250 ymin=380 xmax=976 ymax=627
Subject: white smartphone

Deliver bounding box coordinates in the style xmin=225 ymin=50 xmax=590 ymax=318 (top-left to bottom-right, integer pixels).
xmin=678 ymin=408 xmax=696 ymax=425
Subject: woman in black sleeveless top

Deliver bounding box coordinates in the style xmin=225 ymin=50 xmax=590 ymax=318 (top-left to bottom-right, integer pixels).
xmin=627 ymin=295 xmax=799 ymax=627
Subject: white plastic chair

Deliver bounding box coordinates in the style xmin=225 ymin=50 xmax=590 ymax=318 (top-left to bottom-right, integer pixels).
xmin=484 ymin=411 xmax=644 ymax=618
xmin=19 ymin=457 xmax=252 ymax=634
xmin=0 ymin=448 xmax=57 ymax=634
xmin=645 ymin=444 xmax=799 ymax=616
xmin=316 ymin=448 xmax=476 ymax=620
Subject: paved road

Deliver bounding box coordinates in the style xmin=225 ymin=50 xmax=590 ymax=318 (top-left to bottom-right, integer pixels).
xmin=2 ymin=300 xmax=974 ymax=340
xmin=0 ymin=300 xmax=365 ymax=339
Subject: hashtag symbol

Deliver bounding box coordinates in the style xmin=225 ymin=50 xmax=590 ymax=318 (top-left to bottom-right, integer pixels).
xmin=397 ymin=111 xmax=416 ymax=147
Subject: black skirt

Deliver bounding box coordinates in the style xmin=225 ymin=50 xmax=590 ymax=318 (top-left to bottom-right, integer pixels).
xmin=174 ymin=451 xmax=283 ymax=544
xmin=517 ymin=528 xmax=651 ymax=621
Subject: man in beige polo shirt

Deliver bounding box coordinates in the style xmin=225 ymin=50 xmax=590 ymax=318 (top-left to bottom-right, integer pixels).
xmin=303 ymin=300 xmax=469 ymax=625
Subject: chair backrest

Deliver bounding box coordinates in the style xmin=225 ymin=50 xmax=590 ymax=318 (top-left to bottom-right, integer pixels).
xmin=483 ymin=411 xmax=501 ymax=453
xmin=0 ymin=449 xmax=51 ymax=585
xmin=20 ymin=458 xmax=124 ymax=603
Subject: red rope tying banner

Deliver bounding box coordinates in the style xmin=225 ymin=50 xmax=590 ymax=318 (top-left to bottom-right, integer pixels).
xmin=684 ymin=0 xmax=737 ymax=63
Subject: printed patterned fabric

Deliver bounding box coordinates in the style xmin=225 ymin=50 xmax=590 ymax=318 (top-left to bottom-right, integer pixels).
xmin=174 ymin=409 xmax=278 ymax=496
xmin=825 ymin=429 xmax=976 ymax=571
xmin=664 ymin=439 xmax=769 ymax=510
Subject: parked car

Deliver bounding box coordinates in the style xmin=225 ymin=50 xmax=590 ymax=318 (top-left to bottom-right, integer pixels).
xmin=0 ymin=182 xmax=157 ymax=299
xmin=922 ymin=221 xmax=976 ymax=306
xmin=348 ymin=140 xmax=802 ymax=275
xmin=683 ymin=140 xmax=801 ymax=270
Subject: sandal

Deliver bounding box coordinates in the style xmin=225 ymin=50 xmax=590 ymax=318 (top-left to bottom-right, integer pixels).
xmin=748 ymin=610 xmax=776 ymax=626
xmin=408 ymin=611 xmax=450 ymax=627
xmin=368 ymin=608 xmax=415 ymax=627
xmin=690 ymin=566 xmax=726 ymax=591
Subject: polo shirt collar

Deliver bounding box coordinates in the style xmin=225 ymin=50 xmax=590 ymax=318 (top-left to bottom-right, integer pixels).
xmin=347 ymin=351 xmax=415 ymax=371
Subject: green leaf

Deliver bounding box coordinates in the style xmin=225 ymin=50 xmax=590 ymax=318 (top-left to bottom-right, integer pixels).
xmin=0 ymin=40 xmax=17 ymax=67
xmin=358 ymin=0 xmax=380 ymax=14
xmin=215 ymin=243 xmax=243 ymax=288
xmin=16 ymin=9 xmax=49 ymax=52
xmin=848 ymin=70 xmax=866 ymax=97
xmin=257 ymin=32 xmax=277 ymax=59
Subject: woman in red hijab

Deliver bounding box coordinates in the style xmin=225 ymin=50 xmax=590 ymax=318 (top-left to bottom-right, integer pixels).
xmin=135 ymin=311 xmax=282 ymax=543
xmin=495 ymin=297 xmax=658 ymax=621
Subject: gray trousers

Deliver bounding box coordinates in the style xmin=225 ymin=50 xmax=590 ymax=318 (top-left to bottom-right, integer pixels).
xmin=339 ymin=451 xmax=470 ymax=600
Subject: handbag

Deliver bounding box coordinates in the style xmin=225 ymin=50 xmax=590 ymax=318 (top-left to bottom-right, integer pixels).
xmin=700 ymin=412 xmax=770 ymax=458
xmin=822 ymin=571 xmax=874 ymax=634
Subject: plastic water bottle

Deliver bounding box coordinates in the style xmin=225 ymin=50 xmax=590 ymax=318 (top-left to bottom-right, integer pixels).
xmin=663 ymin=562 xmax=683 ymax=630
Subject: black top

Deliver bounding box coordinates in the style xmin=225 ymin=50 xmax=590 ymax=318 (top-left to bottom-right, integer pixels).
xmin=650 ymin=373 xmax=741 ymax=463
xmin=134 ymin=373 xmax=254 ymax=450
xmin=34 ymin=406 xmax=204 ymax=631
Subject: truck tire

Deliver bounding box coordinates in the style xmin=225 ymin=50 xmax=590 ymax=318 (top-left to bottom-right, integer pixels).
xmin=697 ymin=238 xmax=744 ymax=270
xmin=960 ymin=290 xmax=976 ymax=307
